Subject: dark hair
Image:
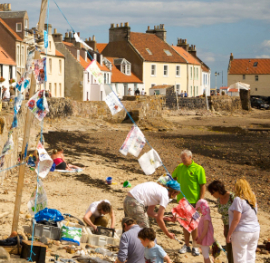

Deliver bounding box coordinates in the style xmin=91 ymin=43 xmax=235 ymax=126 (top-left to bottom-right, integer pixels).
xmin=97 ymin=201 xmax=112 ymax=214
xmin=138 ymin=228 xmax=156 ymax=241
xmin=207 ymin=180 xmax=226 ymax=195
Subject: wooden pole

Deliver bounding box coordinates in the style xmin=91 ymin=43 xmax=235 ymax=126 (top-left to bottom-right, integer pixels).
xmin=11 ymin=51 xmax=40 ymax=232
xmin=38 ymin=0 xmax=48 ymax=33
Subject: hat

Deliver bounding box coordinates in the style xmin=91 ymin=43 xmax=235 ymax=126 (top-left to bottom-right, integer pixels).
xmin=121 ymin=217 xmax=134 ymax=233
xmin=166 ymin=180 xmax=180 ymax=192
xmin=195 ymin=199 xmax=210 ymax=216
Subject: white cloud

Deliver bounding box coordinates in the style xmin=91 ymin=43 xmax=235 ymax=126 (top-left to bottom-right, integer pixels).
xmin=256 ymin=54 xmax=270 ymax=58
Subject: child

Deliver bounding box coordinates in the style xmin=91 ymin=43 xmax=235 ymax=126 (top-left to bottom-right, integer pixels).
xmin=195 ymin=199 xmax=214 ymax=263
xmin=138 ymin=228 xmax=171 ymax=263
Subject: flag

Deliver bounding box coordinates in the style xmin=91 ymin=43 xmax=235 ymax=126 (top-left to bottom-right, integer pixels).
xmin=138 ymin=149 xmax=162 ymax=175
xmin=105 ymin=92 xmax=123 ymax=115
xmin=86 ymin=59 xmax=103 ymax=85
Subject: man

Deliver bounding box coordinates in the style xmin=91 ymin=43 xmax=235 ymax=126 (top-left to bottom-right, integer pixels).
xmin=172 ymin=149 xmax=206 ymax=256
xmin=115 ymin=217 xmax=144 ymax=263
xmin=2 ymin=86 xmax=10 ymax=101
xmin=135 ymin=88 xmax=140 ymax=96
xmin=123 ymin=180 xmax=181 ymax=239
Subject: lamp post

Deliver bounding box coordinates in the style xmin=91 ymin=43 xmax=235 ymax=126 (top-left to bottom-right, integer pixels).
xmin=215 ymin=71 xmax=223 ymax=92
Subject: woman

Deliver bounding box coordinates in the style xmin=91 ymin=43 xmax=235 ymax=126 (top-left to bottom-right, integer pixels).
xmin=51 ymin=148 xmax=82 ymax=170
xmin=83 ymin=200 xmax=115 ymax=231
xmin=227 ymin=179 xmax=260 ymax=263
xmin=207 ymin=180 xmax=234 ymax=263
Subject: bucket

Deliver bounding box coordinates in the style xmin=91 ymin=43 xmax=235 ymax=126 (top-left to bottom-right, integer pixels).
xmin=123 ymin=181 xmax=131 ymax=188
xmin=106 ymin=177 xmax=112 ymax=185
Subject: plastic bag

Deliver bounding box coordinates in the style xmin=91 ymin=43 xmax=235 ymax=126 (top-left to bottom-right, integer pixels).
xmin=27 ymin=180 xmax=48 ymax=215
xmin=60 ymin=225 xmax=82 ymax=246
xmin=35 ymin=141 xmax=53 ymax=178
xmin=34 ymin=208 xmax=64 ymax=223
xmin=212 ymin=239 xmax=223 ymax=258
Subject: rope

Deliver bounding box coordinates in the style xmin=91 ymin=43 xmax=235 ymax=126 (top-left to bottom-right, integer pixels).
xmin=0 ymin=162 xmax=26 ymax=174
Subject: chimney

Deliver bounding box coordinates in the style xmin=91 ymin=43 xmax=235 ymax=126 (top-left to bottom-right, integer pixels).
xmin=84 ymin=35 xmax=96 ymax=51
xmin=93 ymin=53 xmax=97 ymax=61
xmin=7 ymin=3 xmax=11 ymax=10
xmin=111 ymin=23 xmax=115 ymax=28
xmin=176 ymin=38 xmax=189 ymax=51
xmin=145 ymin=24 xmax=166 ymax=41
xmin=100 ymin=54 xmax=103 ymax=66
xmin=44 ymin=24 xmax=52 ymax=35
xmin=109 ymin=22 xmax=131 ymax=42
xmin=188 ymin=44 xmax=197 ymax=57
xmin=52 ymin=29 xmax=63 ymax=43
xmin=147 ymin=26 xmax=150 ymax=30
xmin=230 ymin=53 xmax=234 ymax=61
xmin=54 ymin=28 xmax=57 ymax=34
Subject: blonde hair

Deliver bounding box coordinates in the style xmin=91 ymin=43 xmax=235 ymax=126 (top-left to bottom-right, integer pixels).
xmin=52 ymin=149 xmax=58 ymax=154
xmin=235 ymin=179 xmax=256 ymax=208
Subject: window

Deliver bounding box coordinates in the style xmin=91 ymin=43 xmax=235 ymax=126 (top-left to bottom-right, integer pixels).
xmin=49 ymin=41 xmax=52 ymax=51
xmin=16 ymin=23 xmax=22 ymax=32
xmin=87 ymin=72 xmax=90 ymax=83
xmin=163 ymin=49 xmax=172 ymax=56
xmin=104 ymin=73 xmax=107 ymax=84
xmin=59 ymin=60 xmax=62 ymax=74
xmin=190 ymin=67 xmax=192 ymax=79
xmin=0 ymin=64 xmax=3 ymax=77
xmin=54 ymin=83 xmax=57 ymax=97
xmin=151 ymin=64 xmax=156 ymax=76
xmin=243 ymin=74 xmax=246 ymax=80
xmin=176 ymin=84 xmax=180 ymax=95
xmin=107 ymin=73 xmax=110 ymax=84
xmin=9 ymin=66 xmax=12 ymax=79
xmin=121 ymin=63 xmax=125 ymax=74
xmin=154 ymin=90 xmax=160 ymax=95
xmin=49 ymin=83 xmax=51 ymax=94
xmin=190 ymin=86 xmax=192 ymax=96
xmin=59 ymin=83 xmax=62 ymax=97
xmin=164 ymin=65 xmax=168 ymax=76
xmin=49 ymin=58 xmax=52 ymax=74
xmin=21 ymin=46 xmax=25 ymax=68
xmin=176 ymin=65 xmax=180 ymax=77
xmin=255 ymin=75 xmax=258 ymax=81
xmin=126 ymin=64 xmax=131 ymax=75
xmin=25 ymin=19 xmax=28 ymax=36
xmin=16 ymin=45 xmax=20 ymax=67
xmin=253 ymin=62 xmax=258 ymax=67
xmin=195 ymin=68 xmax=198 ymax=80
xmin=77 ymin=50 xmax=80 ymax=61
xmin=146 ymin=48 xmax=152 ymax=55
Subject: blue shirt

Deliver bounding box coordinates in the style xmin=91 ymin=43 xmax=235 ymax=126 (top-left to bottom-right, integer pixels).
xmin=118 ymin=225 xmax=145 ymax=263
xmin=144 ymin=244 xmax=167 ymax=263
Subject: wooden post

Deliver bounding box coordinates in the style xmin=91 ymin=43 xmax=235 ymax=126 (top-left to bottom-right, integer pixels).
xmin=37 ymin=0 xmax=48 ymax=33
xmin=11 ymin=51 xmax=40 ymax=232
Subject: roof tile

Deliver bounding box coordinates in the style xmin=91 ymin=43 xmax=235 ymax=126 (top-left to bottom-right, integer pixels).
xmin=171 ymin=46 xmax=200 ymax=65
xmin=97 ymin=43 xmax=107 ymax=53
xmin=229 ymin=59 xmax=270 ymax=75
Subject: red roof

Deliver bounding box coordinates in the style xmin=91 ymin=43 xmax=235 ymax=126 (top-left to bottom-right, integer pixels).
xmin=228 ymin=89 xmax=239 ymax=92
xmin=62 ymin=41 xmax=73 ymax=47
xmin=0 ymin=45 xmax=16 ymax=65
xmin=129 ymin=32 xmax=186 ymax=63
xmin=201 ymin=64 xmax=210 ymax=72
xmin=97 ymin=43 xmax=107 ymax=53
xmin=106 ymin=57 xmax=142 ymax=83
xmin=0 ymin=18 xmax=22 ymax=41
xmin=96 ymin=60 xmax=110 ymax=72
xmin=220 ymin=86 xmax=229 ymax=90
xmin=171 ymin=45 xmax=200 ymax=65
xmin=229 ymin=59 xmax=270 ymax=75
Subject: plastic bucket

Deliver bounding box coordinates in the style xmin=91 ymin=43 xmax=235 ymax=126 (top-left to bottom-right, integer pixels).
xmin=106 ymin=177 xmax=112 ymax=185
xmin=123 ymin=181 xmax=131 ymax=188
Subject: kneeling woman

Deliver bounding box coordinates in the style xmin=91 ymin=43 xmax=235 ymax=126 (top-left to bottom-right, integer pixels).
xmin=51 ymin=149 xmax=81 ymax=170
xmin=83 ymin=200 xmax=115 ymax=231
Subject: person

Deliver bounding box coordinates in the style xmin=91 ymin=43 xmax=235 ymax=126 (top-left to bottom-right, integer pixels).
xmin=135 ymin=89 xmax=140 ymax=96
xmin=180 ymin=90 xmax=184 ymax=98
xmin=184 ymin=91 xmax=188 ymax=97
xmin=83 ymin=200 xmax=115 ymax=231
xmin=138 ymin=227 xmax=171 ymax=263
xmin=51 ymin=148 xmax=82 ymax=170
xmin=141 ymin=88 xmax=145 ymax=96
xmin=2 ymin=86 xmax=10 ymax=101
xmin=116 ymin=217 xmax=145 ymax=263
xmin=227 ymin=179 xmax=260 ymax=263
xmin=9 ymin=87 xmax=15 ymax=99
xmin=195 ymin=199 xmax=214 ymax=263
xmin=123 ymin=180 xmax=180 ymax=239
xmin=207 ymin=180 xmax=234 ymax=263
xmin=172 ymin=149 xmax=206 ymax=256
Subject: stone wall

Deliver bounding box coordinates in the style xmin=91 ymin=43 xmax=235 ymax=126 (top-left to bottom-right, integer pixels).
xmin=177 ymin=97 xmax=207 ymax=109
xmin=165 ymin=86 xmax=178 ymax=109
xmin=46 ymin=96 xmax=163 ymax=122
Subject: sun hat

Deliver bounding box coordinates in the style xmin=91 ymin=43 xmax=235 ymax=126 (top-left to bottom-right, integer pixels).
xmin=166 ymin=180 xmax=180 ymax=192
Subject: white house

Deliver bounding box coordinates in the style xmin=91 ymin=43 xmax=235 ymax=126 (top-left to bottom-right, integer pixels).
xmin=149 ymin=85 xmax=172 ymax=95
xmin=0 ymin=45 xmax=16 ymax=98
xmin=202 ymin=65 xmax=211 ymax=96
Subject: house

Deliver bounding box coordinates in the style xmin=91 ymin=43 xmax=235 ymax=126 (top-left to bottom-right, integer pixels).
xmin=171 ymin=43 xmax=201 ymax=96
xmin=220 ymin=86 xmax=239 ymax=97
xmin=101 ymin=23 xmax=188 ymax=95
xmin=175 ymin=39 xmax=211 ymax=96
xmin=0 ymin=45 xmax=16 ymax=98
xmin=149 ymin=85 xmax=172 ymax=96
xmin=105 ymin=57 xmax=143 ymax=97
xmin=52 ymin=30 xmax=111 ymax=101
xmin=39 ymin=25 xmax=65 ymax=97
xmin=228 ymin=53 xmax=270 ymax=96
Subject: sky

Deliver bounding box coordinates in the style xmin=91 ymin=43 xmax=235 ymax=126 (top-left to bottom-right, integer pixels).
xmin=7 ymin=0 xmax=270 ymax=89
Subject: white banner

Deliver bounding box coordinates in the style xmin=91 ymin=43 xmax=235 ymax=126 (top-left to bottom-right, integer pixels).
xmin=138 ymin=149 xmax=163 ymax=175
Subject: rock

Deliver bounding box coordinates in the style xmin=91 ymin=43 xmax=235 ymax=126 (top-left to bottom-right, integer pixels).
xmin=260 ymin=249 xmax=269 ymax=254
xmin=66 ymin=246 xmax=76 ymax=254
xmin=25 ymin=214 xmax=32 ymax=219
xmin=256 ymin=247 xmax=261 ymax=253
xmin=3 ymin=190 xmax=8 ymax=194
xmin=40 ymin=236 xmax=49 ymax=245
xmin=0 ymin=247 xmax=10 ymax=260
xmin=266 ymin=242 xmax=270 ymax=251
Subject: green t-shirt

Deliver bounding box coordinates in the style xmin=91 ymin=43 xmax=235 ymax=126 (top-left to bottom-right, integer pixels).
xmin=172 ymin=160 xmax=206 ymax=203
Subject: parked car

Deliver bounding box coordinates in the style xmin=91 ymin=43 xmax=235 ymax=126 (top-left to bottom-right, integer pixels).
xmin=250 ymin=98 xmax=269 ymax=109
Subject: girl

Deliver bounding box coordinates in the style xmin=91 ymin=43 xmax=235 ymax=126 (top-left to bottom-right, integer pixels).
xmin=195 ymin=199 xmax=214 ymax=263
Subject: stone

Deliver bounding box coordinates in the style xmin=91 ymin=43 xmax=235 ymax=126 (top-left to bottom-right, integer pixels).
xmin=0 ymin=247 xmax=10 ymax=260
xmin=260 ymin=249 xmax=269 ymax=254
xmin=40 ymin=236 xmax=49 ymax=245
xmin=66 ymin=247 xmax=76 ymax=254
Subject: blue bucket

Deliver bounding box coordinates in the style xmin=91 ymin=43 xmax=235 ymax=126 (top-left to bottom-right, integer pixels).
xmin=106 ymin=177 xmax=112 ymax=185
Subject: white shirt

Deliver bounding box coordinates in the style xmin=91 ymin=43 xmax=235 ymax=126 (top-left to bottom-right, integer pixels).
xmin=141 ymin=90 xmax=145 ymax=96
xmin=130 ymin=182 xmax=170 ymax=208
xmin=86 ymin=199 xmax=110 ymax=217
xmin=2 ymin=90 xmax=10 ymax=100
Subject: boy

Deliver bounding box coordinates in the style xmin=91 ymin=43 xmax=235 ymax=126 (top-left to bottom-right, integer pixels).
xmin=138 ymin=228 xmax=171 ymax=263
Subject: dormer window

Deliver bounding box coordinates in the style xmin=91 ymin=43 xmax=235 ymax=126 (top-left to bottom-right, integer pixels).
xmin=77 ymin=50 xmax=80 ymax=61
xmin=103 ymin=58 xmax=112 ymax=70
xmin=114 ymin=58 xmax=131 ymax=76
xmin=164 ymin=49 xmax=172 ymax=56
xmin=253 ymin=62 xmax=258 ymax=67
xmin=16 ymin=23 xmax=22 ymax=32
xmin=146 ymin=48 xmax=152 ymax=55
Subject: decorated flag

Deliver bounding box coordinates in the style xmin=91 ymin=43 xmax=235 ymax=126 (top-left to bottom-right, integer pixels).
xmin=35 ymin=141 xmax=53 ymax=178
xmin=86 ymin=59 xmax=103 ymax=85
xmin=1 ymin=131 xmax=14 ymax=156
xmin=27 ymin=90 xmax=49 ymax=121
xmin=105 ymin=92 xmax=123 ymax=115
xmin=120 ymin=125 xmax=145 ymax=157
xmin=138 ymin=149 xmax=162 ymax=175
xmin=74 ymin=32 xmax=93 ymax=51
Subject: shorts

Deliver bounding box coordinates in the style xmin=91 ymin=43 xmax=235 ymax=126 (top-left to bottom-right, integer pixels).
xmin=123 ymin=196 xmax=149 ymax=228
xmin=56 ymin=162 xmax=67 ymax=170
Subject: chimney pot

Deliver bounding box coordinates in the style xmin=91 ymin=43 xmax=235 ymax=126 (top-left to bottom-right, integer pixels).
xmin=53 ymin=28 xmax=57 ymax=34
xmin=111 ymin=23 xmax=115 ymax=28
xmin=120 ymin=22 xmax=123 ymax=27
xmin=92 ymin=35 xmax=95 ymax=41
xmin=65 ymin=32 xmax=69 ymax=38
xmin=154 ymin=25 xmax=156 ymax=29
xmin=116 ymin=24 xmax=119 ymax=28
xmin=194 ymin=45 xmax=196 ymax=50
xmin=185 ymin=39 xmax=187 ymax=43
xmin=69 ymin=31 xmax=72 ymax=38
xmin=125 ymin=22 xmax=129 ymax=27
xmin=147 ymin=26 xmax=150 ymax=30
xmin=157 ymin=25 xmax=160 ymax=29
xmin=8 ymin=3 xmax=11 ymax=10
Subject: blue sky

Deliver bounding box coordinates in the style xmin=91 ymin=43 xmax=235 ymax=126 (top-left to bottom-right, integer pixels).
xmin=8 ymin=0 xmax=270 ymax=88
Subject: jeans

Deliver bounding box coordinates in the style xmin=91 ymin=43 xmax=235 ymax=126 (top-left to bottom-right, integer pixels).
xmin=231 ymin=231 xmax=260 ymax=263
